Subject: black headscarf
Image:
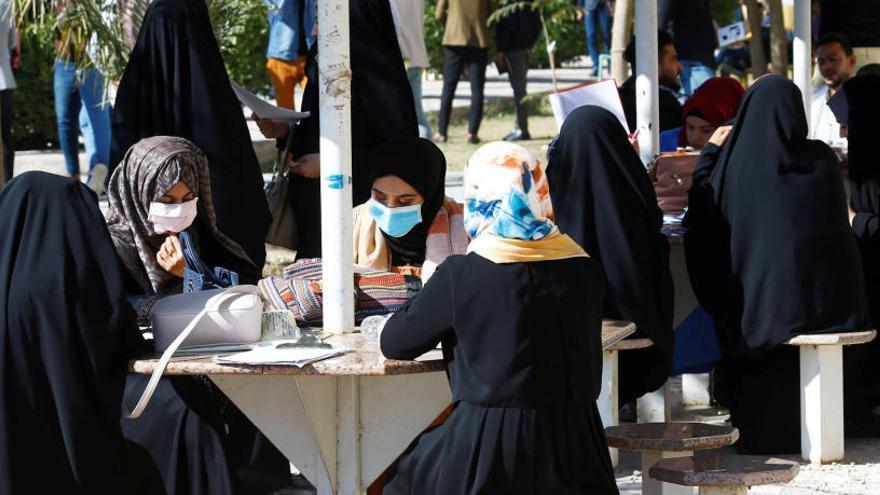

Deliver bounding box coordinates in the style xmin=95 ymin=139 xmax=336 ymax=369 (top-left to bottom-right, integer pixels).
xmin=109 ymin=0 xmax=270 ymax=269
xmin=289 ymin=0 xmax=419 ymax=258
xmin=369 ymin=136 xmax=447 ymax=265
xmin=546 ymin=105 xmax=675 ymax=402
xmin=684 ymin=75 xmax=870 ymax=354
xmin=0 ymin=172 xmax=158 ymax=492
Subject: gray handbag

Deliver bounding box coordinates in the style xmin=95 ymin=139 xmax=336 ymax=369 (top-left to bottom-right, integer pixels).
xmin=125 ymin=285 xmax=262 ymax=419
xmin=265 ymin=123 xmax=299 ymax=250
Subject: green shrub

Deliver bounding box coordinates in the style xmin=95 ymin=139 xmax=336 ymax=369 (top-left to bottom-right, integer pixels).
xmin=12 ymin=23 xmax=58 ymax=150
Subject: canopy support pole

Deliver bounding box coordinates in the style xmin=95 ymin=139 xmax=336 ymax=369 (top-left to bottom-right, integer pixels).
xmin=793 ymin=0 xmax=812 ymax=125
xmin=635 ymin=0 xmax=659 ymax=166
xmin=318 ymin=0 xmax=355 ymax=333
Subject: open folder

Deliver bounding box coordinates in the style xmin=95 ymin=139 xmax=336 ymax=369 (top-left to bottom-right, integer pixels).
xmin=548 ymin=79 xmax=629 ymax=133
xmin=230 ymin=79 xmax=310 ymax=123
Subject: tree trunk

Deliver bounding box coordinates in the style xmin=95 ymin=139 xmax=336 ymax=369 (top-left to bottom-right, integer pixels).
xmin=539 ymin=9 xmax=558 ymax=92
xmin=611 ymin=0 xmax=634 ymax=84
xmin=768 ymin=0 xmax=788 ymax=75
xmin=744 ymin=0 xmax=767 ymax=78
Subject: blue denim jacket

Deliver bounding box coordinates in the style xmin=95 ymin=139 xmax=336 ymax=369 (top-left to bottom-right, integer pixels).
xmin=265 ymin=0 xmax=317 ymax=61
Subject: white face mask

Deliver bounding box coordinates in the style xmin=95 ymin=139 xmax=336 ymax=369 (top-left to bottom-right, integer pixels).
xmin=148 ymin=198 xmax=199 ymax=234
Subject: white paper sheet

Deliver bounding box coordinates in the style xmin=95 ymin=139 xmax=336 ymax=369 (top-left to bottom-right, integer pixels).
xmin=230 ymin=79 xmax=310 ymax=123
xmin=717 ymin=21 xmax=748 ymax=47
xmin=214 ymin=344 xmax=344 ymax=367
xmin=548 ymin=79 xmax=629 ymax=133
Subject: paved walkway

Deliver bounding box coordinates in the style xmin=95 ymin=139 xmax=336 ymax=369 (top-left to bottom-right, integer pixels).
xmin=9 ymin=65 xmax=597 ymax=179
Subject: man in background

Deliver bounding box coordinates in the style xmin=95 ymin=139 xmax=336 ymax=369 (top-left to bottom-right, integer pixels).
xmin=265 ymin=0 xmax=316 ymax=110
xmin=659 ymin=0 xmax=716 ymax=96
xmin=618 ymin=30 xmax=683 ymax=134
xmin=495 ymin=1 xmax=541 ymax=142
xmin=575 ymin=0 xmax=611 ymax=78
xmin=810 ymin=33 xmax=856 ymax=151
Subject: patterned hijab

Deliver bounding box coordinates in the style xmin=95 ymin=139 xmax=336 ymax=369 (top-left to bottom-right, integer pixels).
xmin=464 ymin=142 xmax=587 ymax=263
xmin=106 ymin=136 xmax=254 ymax=296
xmin=464 ymin=142 xmax=556 ymax=240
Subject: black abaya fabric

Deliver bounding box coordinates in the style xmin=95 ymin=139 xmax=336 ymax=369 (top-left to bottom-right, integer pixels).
xmin=110 ymin=0 xmax=270 ymax=269
xmin=369 ymin=136 xmax=447 ymax=265
xmin=0 ymin=172 xmax=163 ymax=494
xmin=684 ymin=74 xmax=870 ymax=354
xmin=381 ymin=255 xmax=619 ymax=494
xmin=546 ymin=105 xmax=674 ymax=404
xmin=684 ymin=75 xmax=871 ymax=453
xmin=289 ymin=0 xmax=419 ymax=258
xmin=842 ymin=74 xmax=880 ymax=422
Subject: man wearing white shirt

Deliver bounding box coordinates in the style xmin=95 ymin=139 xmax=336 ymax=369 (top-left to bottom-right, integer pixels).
xmin=810 ymin=33 xmax=857 ymax=152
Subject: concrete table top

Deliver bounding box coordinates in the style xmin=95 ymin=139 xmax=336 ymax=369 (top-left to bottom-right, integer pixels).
xmin=131 ymin=319 xmax=636 ymax=377
xmin=785 ymin=330 xmax=876 ymax=346
xmin=649 ymin=455 xmax=800 ymax=487
xmin=605 ymin=423 xmax=739 ymax=452
xmin=611 ymin=338 xmax=654 ymax=351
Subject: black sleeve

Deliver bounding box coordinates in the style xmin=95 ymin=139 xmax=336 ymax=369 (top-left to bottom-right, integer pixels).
xmin=850 ymin=179 xmax=880 ymax=240
xmin=292 ymin=47 xmax=320 ymax=159
xmin=380 ymin=262 xmax=455 ymax=360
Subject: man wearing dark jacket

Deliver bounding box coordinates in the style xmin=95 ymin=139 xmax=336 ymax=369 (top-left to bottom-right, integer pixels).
xmin=618 ymin=31 xmax=684 ymax=134
xmin=495 ymin=3 xmax=541 ymax=141
xmin=659 ymin=0 xmax=716 ymax=96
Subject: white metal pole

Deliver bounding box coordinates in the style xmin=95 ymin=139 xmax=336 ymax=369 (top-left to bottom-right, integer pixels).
xmin=318 ymin=0 xmax=355 ymax=333
xmin=635 ymin=0 xmax=659 ymax=166
xmin=793 ymin=0 xmax=812 ymax=125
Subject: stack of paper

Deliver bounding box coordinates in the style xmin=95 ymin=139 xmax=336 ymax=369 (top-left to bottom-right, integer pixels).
xmin=215 ymin=344 xmax=344 ymax=367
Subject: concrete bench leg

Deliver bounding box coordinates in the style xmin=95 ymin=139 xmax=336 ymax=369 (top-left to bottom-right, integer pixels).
xmin=799 ymin=344 xmax=845 ymax=463
xmin=641 ymin=450 xmax=692 ymax=495
xmin=598 ymin=348 xmax=619 ymax=469
xmin=698 ymin=487 xmax=747 ymax=495
xmin=682 ymin=373 xmax=711 ymax=407
xmin=638 ymin=382 xmax=672 ymax=423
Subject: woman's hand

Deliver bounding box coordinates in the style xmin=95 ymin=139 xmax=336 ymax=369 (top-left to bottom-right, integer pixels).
xmin=289 ymin=153 xmax=321 ymax=179
xmin=849 ymin=204 xmax=857 ymax=225
xmin=157 ymin=235 xmax=186 ymax=279
xmin=708 ymin=125 xmax=733 ymax=147
xmin=253 ymin=113 xmax=290 ymax=140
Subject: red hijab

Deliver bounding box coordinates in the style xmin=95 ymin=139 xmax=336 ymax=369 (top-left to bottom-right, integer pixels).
xmin=679 ymin=77 xmax=745 ymax=147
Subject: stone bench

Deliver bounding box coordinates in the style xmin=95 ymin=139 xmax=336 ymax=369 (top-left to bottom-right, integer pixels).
xmin=598 ymin=337 xmax=653 ymax=469
xmin=784 ymin=330 xmax=876 ymax=464
xmin=605 ymin=422 xmax=739 ymax=495
xmin=649 ymin=455 xmax=800 ymax=495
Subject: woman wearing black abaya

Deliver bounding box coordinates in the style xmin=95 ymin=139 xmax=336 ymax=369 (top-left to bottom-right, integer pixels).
xmin=256 ymin=0 xmax=418 ymax=258
xmin=110 ymin=0 xmax=270 ymax=269
xmin=380 ymin=142 xmax=618 ymax=494
xmin=0 ymin=172 xmax=163 ymax=494
xmin=841 ymin=74 xmax=880 ymax=427
xmin=684 ymin=75 xmax=871 ymax=453
xmin=108 ymin=137 xmax=291 ymax=495
xmin=546 ymin=106 xmax=675 ymax=404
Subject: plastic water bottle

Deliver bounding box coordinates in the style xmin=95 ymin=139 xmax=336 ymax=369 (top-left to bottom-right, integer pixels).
xmin=360 ymin=315 xmax=390 ymax=340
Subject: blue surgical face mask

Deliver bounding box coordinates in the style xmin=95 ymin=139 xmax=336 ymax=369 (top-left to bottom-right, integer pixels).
xmin=368 ymin=198 xmax=422 ymax=237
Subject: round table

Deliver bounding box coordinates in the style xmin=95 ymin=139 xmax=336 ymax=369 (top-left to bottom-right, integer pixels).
xmin=131 ymin=321 xmax=636 ymax=494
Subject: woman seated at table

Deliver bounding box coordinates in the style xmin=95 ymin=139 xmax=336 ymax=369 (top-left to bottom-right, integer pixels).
xmin=379 ymin=142 xmax=619 ymax=494
xmin=684 ymin=75 xmax=870 ymax=454
xmin=105 ymin=136 xmax=286 ymax=494
xmin=838 ymin=74 xmax=880 ymax=431
xmin=546 ymin=105 xmax=675 ymax=406
xmin=0 ymin=172 xmax=163 ymax=493
xmin=659 ymin=77 xmax=744 ymax=151
xmin=354 ymin=136 xmax=467 ymax=281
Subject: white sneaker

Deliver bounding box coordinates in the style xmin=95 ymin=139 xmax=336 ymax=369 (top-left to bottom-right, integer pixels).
xmin=88 ymin=163 xmax=108 ymax=196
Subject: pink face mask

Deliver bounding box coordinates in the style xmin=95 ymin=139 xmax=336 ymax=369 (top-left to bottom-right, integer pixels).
xmin=148 ymin=198 xmax=198 ymax=234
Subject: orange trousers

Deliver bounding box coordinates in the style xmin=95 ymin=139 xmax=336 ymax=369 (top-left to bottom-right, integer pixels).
xmin=266 ymin=56 xmax=308 ymax=110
